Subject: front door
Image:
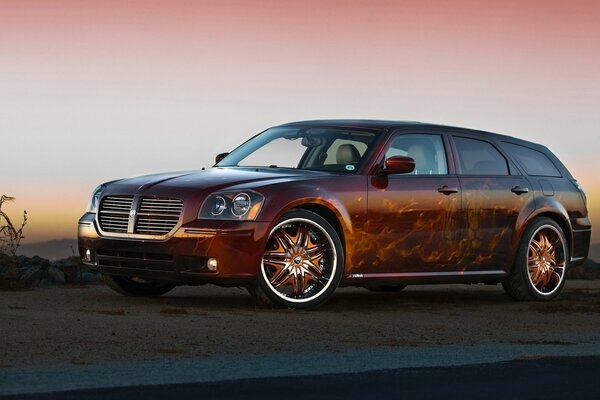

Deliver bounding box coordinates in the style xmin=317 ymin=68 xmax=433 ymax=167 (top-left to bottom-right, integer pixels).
xmin=363 ymin=132 xmax=462 ymax=274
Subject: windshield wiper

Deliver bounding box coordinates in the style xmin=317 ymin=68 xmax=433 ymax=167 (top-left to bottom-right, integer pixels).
xmin=268 ymin=165 xmax=297 ymax=169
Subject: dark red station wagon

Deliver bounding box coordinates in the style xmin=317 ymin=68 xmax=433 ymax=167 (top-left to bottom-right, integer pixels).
xmin=78 ymin=120 xmax=591 ymax=309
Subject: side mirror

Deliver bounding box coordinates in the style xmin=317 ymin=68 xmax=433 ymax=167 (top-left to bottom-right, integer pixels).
xmin=383 ymin=156 xmax=415 ymax=174
xmin=215 ymin=152 xmax=229 ymax=164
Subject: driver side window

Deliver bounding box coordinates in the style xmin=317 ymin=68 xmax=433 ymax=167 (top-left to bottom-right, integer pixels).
xmin=385 ymin=134 xmax=448 ymax=175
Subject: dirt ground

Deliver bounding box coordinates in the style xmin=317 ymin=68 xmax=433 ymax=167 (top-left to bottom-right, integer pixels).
xmin=1 ymin=281 xmax=600 ymax=368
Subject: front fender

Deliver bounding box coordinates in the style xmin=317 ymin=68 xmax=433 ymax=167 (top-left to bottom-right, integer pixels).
xmin=254 ymin=177 xmax=368 ymax=257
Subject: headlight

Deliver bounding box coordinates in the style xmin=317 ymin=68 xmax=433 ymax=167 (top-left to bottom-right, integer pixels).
xmin=232 ymin=193 xmax=251 ymax=217
xmin=86 ymin=185 xmax=105 ymax=213
xmin=199 ymin=191 xmax=264 ymax=220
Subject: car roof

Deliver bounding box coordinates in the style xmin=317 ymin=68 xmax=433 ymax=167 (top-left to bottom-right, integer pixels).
xmin=276 ymin=119 xmax=544 ymax=149
xmin=277 ymin=119 xmax=419 ymax=130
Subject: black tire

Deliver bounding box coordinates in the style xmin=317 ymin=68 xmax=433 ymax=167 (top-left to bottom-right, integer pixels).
xmin=502 ymin=217 xmax=568 ymax=301
xmin=251 ymin=209 xmax=344 ymax=310
xmin=365 ymin=284 xmax=407 ymax=293
xmin=103 ymin=274 xmax=175 ymax=297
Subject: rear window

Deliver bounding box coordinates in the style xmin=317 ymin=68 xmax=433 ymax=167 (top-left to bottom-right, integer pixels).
xmin=453 ymin=137 xmax=509 ymax=175
xmin=502 ymin=142 xmax=561 ymax=177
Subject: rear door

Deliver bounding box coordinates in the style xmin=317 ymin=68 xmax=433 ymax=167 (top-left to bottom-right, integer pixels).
xmin=450 ymin=134 xmax=533 ymax=272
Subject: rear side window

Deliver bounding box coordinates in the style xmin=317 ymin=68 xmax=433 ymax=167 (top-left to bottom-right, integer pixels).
xmin=453 ymin=137 xmax=509 ymax=175
xmin=502 ymin=142 xmax=561 ymax=177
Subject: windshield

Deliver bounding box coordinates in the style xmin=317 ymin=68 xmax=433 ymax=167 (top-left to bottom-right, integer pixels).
xmin=217 ymin=127 xmax=381 ymax=173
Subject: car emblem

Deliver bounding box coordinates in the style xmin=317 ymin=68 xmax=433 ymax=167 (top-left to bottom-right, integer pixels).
xmin=129 ymin=209 xmax=136 ymax=217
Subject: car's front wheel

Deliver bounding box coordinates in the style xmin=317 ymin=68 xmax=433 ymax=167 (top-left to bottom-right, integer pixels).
xmin=502 ymin=217 xmax=568 ymax=301
xmin=103 ymin=274 xmax=175 ymax=297
xmin=250 ymin=209 xmax=344 ymax=309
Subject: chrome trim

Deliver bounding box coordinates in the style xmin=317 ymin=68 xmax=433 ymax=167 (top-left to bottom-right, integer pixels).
xmin=348 ymin=270 xmax=507 ymax=278
xmin=96 ymin=195 xmax=183 ymax=240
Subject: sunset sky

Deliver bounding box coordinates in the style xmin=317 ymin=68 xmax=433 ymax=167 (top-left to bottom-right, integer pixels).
xmin=1 ymin=0 xmax=599 ymax=245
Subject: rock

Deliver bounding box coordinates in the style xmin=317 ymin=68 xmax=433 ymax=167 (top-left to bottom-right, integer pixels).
xmin=1 ymin=253 xmax=18 ymax=269
xmin=80 ymin=271 xmax=100 ymax=283
xmin=19 ymin=265 xmax=44 ymax=286
xmin=2 ymin=254 xmax=100 ymax=287
xmin=47 ymin=266 xmax=65 ymax=283
xmin=29 ymin=256 xmax=50 ymax=268
xmin=61 ymin=265 xmax=80 ymax=282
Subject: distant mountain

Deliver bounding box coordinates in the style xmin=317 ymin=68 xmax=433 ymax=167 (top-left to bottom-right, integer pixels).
xmin=17 ymin=238 xmax=78 ymax=261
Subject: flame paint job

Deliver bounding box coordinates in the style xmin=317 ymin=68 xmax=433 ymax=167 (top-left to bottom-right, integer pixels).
xmin=78 ymin=121 xmax=591 ymax=288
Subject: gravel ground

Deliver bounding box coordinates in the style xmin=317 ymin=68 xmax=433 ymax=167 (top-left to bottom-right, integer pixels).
xmin=1 ymin=280 xmax=600 ymax=368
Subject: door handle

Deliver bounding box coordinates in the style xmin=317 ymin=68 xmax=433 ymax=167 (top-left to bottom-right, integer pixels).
xmin=438 ymin=185 xmax=459 ymax=195
xmin=511 ymin=186 xmax=529 ymax=195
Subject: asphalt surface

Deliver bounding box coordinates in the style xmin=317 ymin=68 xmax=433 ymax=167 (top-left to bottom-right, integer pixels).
xmin=1 ymin=281 xmax=600 ymax=398
xmin=2 ymin=356 xmax=599 ymax=400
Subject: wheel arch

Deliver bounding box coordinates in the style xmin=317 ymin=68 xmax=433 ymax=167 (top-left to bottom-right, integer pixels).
xmin=518 ymin=205 xmax=573 ymax=263
xmin=293 ymin=203 xmax=346 ymax=251
xmin=268 ymin=197 xmax=351 ymax=262
xmin=529 ymin=211 xmax=572 ymax=257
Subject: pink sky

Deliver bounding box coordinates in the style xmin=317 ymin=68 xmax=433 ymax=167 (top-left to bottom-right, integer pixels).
xmin=1 ymin=0 xmax=599 ymax=244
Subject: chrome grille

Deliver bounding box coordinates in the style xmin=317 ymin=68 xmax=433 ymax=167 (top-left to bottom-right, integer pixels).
xmin=98 ymin=196 xmax=133 ymax=233
xmin=136 ymin=197 xmax=183 ymax=235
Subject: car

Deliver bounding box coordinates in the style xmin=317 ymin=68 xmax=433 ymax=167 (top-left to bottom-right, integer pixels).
xmin=78 ymin=120 xmax=591 ymax=309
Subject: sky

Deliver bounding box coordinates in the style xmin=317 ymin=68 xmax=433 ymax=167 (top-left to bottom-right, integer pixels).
xmin=1 ymin=0 xmax=599 ymax=245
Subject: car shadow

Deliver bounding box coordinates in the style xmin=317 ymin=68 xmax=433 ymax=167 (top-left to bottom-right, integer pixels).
xmin=91 ymin=284 xmax=516 ymax=313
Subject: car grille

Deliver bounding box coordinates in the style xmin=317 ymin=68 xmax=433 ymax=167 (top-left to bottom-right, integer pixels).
xmin=136 ymin=197 xmax=183 ymax=235
xmin=98 ymin=196 xmax=134 ymax=233
xmin=98 ymin=196 xmax=183 ymax=236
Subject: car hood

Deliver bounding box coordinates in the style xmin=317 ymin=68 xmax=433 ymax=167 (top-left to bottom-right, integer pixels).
xmin=101 ymin=167 xmax=327 ymax=197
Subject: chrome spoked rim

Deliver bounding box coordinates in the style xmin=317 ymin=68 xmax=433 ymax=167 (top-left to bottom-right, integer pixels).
xmin=261 ymin=218 xmax=337 ymax=303
xmin=527 ymin=225 xmax=566 ymax=296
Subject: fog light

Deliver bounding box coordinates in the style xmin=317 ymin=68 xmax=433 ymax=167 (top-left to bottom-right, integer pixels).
xmin=207 ymin=258 xmax=218 ymax=271
xmin=84 ymin=249 xmax=92 ymax=262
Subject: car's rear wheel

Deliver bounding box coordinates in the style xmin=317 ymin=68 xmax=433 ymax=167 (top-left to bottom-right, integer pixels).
xmin=502 ymin=217 xmax=568 ymax=301
xmin=251 ymin=209 xmax=344 ymax=309
xmin=103 ymin=274 xmax=175 ymax=297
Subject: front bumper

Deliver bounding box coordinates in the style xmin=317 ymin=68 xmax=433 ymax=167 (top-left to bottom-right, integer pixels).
xmin=78 ymin=213 xmax=271 ymax=285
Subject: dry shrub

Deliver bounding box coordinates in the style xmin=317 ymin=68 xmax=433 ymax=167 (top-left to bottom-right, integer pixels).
xmin=0 ymin=195 xmax=27 ymax=256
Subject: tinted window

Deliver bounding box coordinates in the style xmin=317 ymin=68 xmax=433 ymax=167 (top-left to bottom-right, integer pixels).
xmin=220 ymin=127 xmax=380 ymax=173
xmin=502 ymin=142 xmax=561 ymax=177
xmin=385 ymin=134 xmax=448 ymax=175
xmin=454 ymin=137 xmax=509 ymax=175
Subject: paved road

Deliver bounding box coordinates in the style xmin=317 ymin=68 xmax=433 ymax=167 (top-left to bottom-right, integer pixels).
xmin=2 ymin=342 xmax=600 ymax=396
xmin=2 ymin=281 xmax=600 ymax=397
xmin=3 ymin=356 xmax=599 ymax=400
